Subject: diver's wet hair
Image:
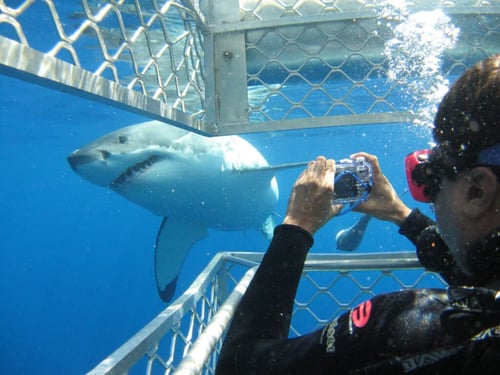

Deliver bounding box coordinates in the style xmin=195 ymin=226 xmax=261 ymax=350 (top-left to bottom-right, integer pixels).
xmin=433 ymin=54 xmax=500 ymax=172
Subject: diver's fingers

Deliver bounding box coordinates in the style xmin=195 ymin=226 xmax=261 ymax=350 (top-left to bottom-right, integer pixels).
xmin=350 ymin=152 xmax=382 ymax=177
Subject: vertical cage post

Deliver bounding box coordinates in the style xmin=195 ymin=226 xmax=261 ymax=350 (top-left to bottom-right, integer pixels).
xmin=203 ymin=0 xmax=249 ymax=133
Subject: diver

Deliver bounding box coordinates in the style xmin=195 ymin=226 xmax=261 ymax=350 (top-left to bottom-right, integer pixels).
xmin=215 ymin=54 xmax=500 ymax=374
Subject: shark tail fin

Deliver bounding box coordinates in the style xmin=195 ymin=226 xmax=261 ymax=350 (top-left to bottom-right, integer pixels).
xmin=335 ymin=214 xmax=373 ymax=251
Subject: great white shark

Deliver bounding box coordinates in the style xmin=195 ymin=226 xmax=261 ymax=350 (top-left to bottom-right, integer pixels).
xmin=67 ymin=121 xmax=303 ymax=302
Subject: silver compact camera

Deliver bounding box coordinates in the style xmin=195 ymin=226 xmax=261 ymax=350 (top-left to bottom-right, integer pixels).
xmin=333 ymin=157 xmax=372 ymax=204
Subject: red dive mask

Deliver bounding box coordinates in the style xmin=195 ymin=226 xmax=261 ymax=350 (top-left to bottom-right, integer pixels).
xmin=405 ymin=149 xmax=436 ymax=203
xmin=405 ymin=143 xmax=500 ymax=203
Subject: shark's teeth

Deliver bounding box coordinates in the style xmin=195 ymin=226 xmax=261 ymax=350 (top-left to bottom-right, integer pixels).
xmin=110 ymin=155 xmax=160 ymax=191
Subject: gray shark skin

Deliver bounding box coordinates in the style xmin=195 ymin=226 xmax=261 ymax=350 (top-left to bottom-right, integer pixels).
xmin=335 ymin=214 xmax=373 ymax=251
xmin=68 ymin=121 xmax=280 ymax=302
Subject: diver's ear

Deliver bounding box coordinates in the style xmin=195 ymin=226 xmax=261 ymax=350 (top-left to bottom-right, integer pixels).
xmin=464 ymin=166 xmax=498 ymax=218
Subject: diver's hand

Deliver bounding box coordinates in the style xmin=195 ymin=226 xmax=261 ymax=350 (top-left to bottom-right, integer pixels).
xmin=283 ymin=156 xmax=342 ymax=235
xmin=351 ymin=152 xmax=411 ymax=226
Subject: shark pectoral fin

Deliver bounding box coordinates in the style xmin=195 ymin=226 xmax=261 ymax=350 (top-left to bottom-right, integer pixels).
xmin=261 ymin=215 xmax=276 ymax=241
xmin=155 ymin=217 xmax=209 ymax=302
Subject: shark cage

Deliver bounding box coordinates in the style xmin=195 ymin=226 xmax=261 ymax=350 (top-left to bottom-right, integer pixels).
xmin=1 ymin=0 xmax=499 ymax=374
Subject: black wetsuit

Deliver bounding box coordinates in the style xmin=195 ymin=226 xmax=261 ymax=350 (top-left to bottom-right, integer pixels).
xmin=216 ymin=210 xmax=500 ymax=374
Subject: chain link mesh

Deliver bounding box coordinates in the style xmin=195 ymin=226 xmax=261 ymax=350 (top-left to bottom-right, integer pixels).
xmin=1 ymin=1 xmax=499 ymax=134
xmin=0 ymin=0 xmax=205 ymax=115
xmin=86 ymin=252 xmax=446 ymax=374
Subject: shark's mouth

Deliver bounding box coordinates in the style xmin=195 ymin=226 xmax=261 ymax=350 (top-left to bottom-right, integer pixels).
xmin=110 ymin=155 xmax=160 ymax=191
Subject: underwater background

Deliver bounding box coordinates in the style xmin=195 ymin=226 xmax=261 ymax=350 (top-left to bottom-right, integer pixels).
xmin=0 ymin=1 xmax=485 ymax=374
xmin=0 ymin=70 xmax=436 ymax=374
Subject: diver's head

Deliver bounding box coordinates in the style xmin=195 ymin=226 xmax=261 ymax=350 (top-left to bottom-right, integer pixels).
xmin=433 ymin=55 xmax=500 ymax=170
xmin=430 ymin=54 xmax=500 ymax=282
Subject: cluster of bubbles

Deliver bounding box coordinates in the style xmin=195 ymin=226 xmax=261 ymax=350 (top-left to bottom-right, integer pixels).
xmin=377 ymin=0 xmax=460 ymax=131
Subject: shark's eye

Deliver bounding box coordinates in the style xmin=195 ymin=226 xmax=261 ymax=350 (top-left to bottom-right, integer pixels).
xmin=118 ymin=135 xmax=128 ymax=144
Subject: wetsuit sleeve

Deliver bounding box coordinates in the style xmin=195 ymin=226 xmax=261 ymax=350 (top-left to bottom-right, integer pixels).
xmin=215 ymin=223 xmax=454 ymax=374
xmin=398 ymin=208 xmax=473 ymax=285
xmin=398 ymin=208 xmax=436 ymax=245
xmin=216 ymin=224 xmax=314 ymax=375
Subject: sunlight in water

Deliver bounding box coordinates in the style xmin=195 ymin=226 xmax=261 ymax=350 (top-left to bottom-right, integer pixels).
xmin=379 ymin=1 xmax=460 ymax=132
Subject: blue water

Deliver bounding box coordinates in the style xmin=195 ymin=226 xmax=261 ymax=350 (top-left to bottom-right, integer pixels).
xmin=0 ymin=2 xmax=445 ymax=371
xmin=0 ymin=70 xmax=438 ymax=373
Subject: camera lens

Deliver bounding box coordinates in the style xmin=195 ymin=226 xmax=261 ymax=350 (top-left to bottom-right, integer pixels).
xmin=334 ymin=173 xmax=359 ymax=201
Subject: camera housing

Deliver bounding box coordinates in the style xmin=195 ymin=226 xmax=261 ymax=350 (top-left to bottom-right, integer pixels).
xmin=333 ymin=157 xmax=372 ymax=203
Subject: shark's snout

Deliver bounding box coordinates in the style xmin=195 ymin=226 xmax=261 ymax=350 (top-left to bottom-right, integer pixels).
xmin=67 ymin=151 xmax=87 ymax=171
xmin=67 ymin=149 xmax=109 ymax=171
xmin=67 ymin=148 xmax=120 ymax=187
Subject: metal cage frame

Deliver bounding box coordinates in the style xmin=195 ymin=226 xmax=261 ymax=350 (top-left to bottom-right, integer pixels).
xmin=87 ymin=251 xmax=447 ymax=375
xmin=1 ymin=1 xmax=499 ymax=135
